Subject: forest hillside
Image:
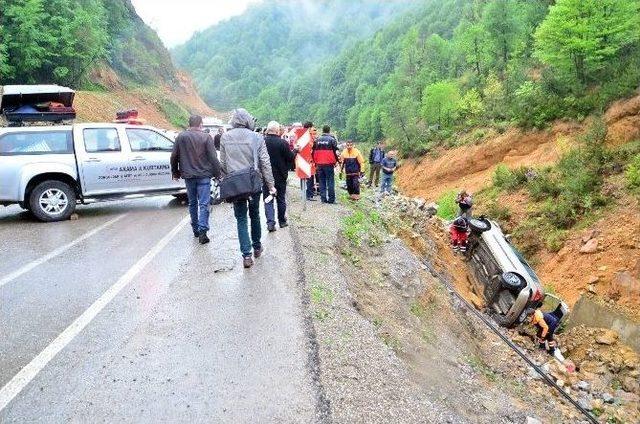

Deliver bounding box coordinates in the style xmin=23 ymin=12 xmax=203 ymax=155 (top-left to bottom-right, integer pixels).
xmin=0 ymin=0 xmax=216 ymax=127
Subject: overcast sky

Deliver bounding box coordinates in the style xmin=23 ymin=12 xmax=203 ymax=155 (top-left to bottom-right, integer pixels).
xmin=131 ymin=0 xmax=259 ymax=48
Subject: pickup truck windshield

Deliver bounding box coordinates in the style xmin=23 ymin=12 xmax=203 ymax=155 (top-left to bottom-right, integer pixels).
xmin=0 ymin=131 xmax=73 ymax=155
xmin=126 ymin=128 xmax=174 ymax=152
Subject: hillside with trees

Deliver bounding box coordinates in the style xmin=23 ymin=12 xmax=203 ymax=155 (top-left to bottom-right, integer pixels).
xmin=176 ymin=0 xmax=640 ymax=156
xmin=172 ymin=0 xmax=417 ymax=110
xmin=0 ymin=0 xmax=178 ymax=87
xmin=0 ymin=0 xmax=217 ymax=128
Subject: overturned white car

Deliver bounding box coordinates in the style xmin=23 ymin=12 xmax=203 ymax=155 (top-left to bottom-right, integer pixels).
xmin=465 ymin=217 xmax=560 ymax=327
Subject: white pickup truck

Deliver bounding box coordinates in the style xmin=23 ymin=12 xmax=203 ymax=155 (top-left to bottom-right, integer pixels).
xmin=0 ymin=123 xmax=186 ymax=222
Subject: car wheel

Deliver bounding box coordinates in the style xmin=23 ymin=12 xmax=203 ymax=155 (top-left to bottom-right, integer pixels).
xmin=468 ymin=217 xmax=491 ymax=233
xmin=29 ymin=180 xmax=76 ymax=222
xmin=500 ymin=272 xmax=526 ymax=291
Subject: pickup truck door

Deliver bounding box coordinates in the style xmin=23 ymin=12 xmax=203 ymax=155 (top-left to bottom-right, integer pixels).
xmin=75 ymin=126 xmax=134 ymax=196
xmin=123 ymin=128 xmax=183 ymax=191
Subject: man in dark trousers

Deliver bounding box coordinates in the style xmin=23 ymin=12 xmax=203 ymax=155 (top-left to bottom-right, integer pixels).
xmin=170 ymin=115 xmax=222 ymax=245
xmin=368 ymin=141 xmax=385 ymax=188
xmin=312 ymin=125 xmax=340 ymax=204
xmin=263 ymin=121 xmax=296 ymax=232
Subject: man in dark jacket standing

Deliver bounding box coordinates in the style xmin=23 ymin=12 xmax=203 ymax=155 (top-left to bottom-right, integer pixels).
xmin=171 ymin=115 xmax=222 ymax=245
xmin=368 ymin=141 xmax=385 ymax=188
xmin=311 ymin=125 xmax=340 ymax=204
xmin=263 ymin=121 xmax=296 ymax=232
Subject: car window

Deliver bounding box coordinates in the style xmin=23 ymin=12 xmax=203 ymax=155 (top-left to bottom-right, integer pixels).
xmin=0 ymin=131 xmax=72 ymax=155
xmin=126 ymin=128 xmax=174 ymax=152
xmin=84 ymin=128 xmax=121 ymax=153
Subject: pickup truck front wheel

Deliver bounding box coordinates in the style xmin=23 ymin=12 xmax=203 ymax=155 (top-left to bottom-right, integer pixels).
xmin=29 ymin=181 xmax=77 ymax=222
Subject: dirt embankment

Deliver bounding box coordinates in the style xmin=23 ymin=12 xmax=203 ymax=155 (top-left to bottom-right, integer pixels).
xmin=75 ymin=66 xmax=220 ymax=129
xmin=384 ymin=194 xmax=640 ymax=423
xmin=396 ymin=95 xmax=640 ymax=319
xmin=397 ymin=94 xmax=640 ymax=200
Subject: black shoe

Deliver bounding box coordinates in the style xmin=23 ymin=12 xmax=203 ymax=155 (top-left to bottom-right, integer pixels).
xmin=199 ymin=232 xmax=210 ymax=245
xmin=279 ymin=222 xmax=289 ymax=228
xmin=267 ymin=223 xmax=276 ymax=232
xmin=193 ymin=230 xmax=200 ymax=238
xmin=243 ymin=256 xmax=254 ymax=268
xmin=254 ymin=247 xmax=264 ymax=258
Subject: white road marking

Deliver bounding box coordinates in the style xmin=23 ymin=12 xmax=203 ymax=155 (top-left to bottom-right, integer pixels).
xmin=0 ymin=214 xmax=127 ymax=289
xmin=0 ymin=214 xmax=190 ymax=412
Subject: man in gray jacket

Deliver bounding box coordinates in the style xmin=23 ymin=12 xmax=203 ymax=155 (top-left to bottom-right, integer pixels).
xmin=220 ymin=108 xmax=276 ymax=268
xmin=171 ymin=115 xmax=222 ymax=245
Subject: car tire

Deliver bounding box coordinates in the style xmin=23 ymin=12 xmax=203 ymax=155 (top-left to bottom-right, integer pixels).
xmin=468 ymin=217 xmax=491 ymax=233
xmin=500 ymin=272 xmax=527 ymax=291
xmin=29 ymin=180 xmax=76 ymax=222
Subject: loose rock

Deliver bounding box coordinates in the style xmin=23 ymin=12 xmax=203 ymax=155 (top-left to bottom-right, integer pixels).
xmin=596 ymin=330 xmax=618 ymax=346
xmin=580 ymin=238 xmax=599 ymax=254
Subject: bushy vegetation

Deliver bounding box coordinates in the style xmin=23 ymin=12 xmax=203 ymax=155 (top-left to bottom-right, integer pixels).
xmin=0 ymin=0 xmax=177 ymax=87
xmin=627 ymin=154 xmax=640 ymax=189
xmin=177 ymin=0 xmax=640 ymax=156
xmin=436 ymin=190 xmax=459 ymax=220
xmin=489 ymin=121 xmax=640 ymax=254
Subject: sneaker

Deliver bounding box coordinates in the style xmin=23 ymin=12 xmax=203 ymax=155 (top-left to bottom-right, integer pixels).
xmin=267 ymin=223 xmax=276 ymax=232
xmin=279 ymin=221 xmax=289 ymax=228
xmin=243 ymin=256 xmax=254 ymax=268
xmin=254 ymin=247 xmax=264 ymax=258
xmin=199 ymin=232 xmax=210 ymax=245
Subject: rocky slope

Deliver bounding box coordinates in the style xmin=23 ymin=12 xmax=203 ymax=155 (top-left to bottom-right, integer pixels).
xmin=381 ymin=194 xmax=640 ymax=423
xmin=396 ymin=94 xmax=640 ymax=323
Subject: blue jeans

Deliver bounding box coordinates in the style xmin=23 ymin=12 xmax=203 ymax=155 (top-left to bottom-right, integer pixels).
xmin=380 ymin=173 xmax=393 ymax=193
xmin=185 ymin=178 xmax=211 ymax=234
xmin=317 ymin=165 xmax=335 ymax=203
xmin=233 ymin=192 xmax=262 ymax=257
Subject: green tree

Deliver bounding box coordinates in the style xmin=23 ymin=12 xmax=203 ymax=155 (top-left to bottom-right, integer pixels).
xmin=534 ymin=0 xmax=640 ymax=84
xmin=453 ymin=19 xmax=490 ymax=78
xmin=482 ymin=0 xmax=526 ymax=75
xmin=1 ymin=0 xmax=51 ymax=83
xmin=421 ymin=81 xmax=461 ymax=127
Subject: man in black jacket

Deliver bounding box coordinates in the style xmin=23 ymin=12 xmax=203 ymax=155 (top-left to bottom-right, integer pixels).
xmin=170 ymin=115 xmax=222 ymax=244
xmin=263 ymin=121 xmax=296 ymax=232
xmin=311 ymin=125 xmax=340 ymax=204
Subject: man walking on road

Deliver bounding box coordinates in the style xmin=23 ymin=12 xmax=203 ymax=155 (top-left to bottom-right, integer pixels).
xmin=312 ymin=125 xmax=340 ymax=204
xmin=368 ymin=141 xmax=385 ymax=188
xmin=263 ymin=120 xmax=296 ymax=232
xmin=220 ymin=108 xmax=276 ymax=268
xmin=171 ymin=115 xmax=222 ymax=245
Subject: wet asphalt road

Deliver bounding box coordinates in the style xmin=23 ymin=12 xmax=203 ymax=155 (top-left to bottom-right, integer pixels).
xmin=0 ymin=197 xmax=318 ymax=422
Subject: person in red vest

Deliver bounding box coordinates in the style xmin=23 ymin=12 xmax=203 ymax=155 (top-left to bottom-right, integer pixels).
xmin=311 ymin=125 xmax=340 ymax=204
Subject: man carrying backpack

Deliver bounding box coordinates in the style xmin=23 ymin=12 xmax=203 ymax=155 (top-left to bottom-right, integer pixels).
xmin=368 ymin=141 xmax=385 ymax=188
xmin=220 ymin=108 xmax=276 ymax=269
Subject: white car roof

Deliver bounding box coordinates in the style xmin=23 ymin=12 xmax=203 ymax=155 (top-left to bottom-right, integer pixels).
xmin=2 ymin=85 xmax=75 ymax=95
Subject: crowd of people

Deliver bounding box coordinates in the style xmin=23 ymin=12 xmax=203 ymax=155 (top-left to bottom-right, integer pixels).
xmin=170 ymin=109 xmax=398 ymax=268
xmin=171 ymin=110 xmax=561 ymax=357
